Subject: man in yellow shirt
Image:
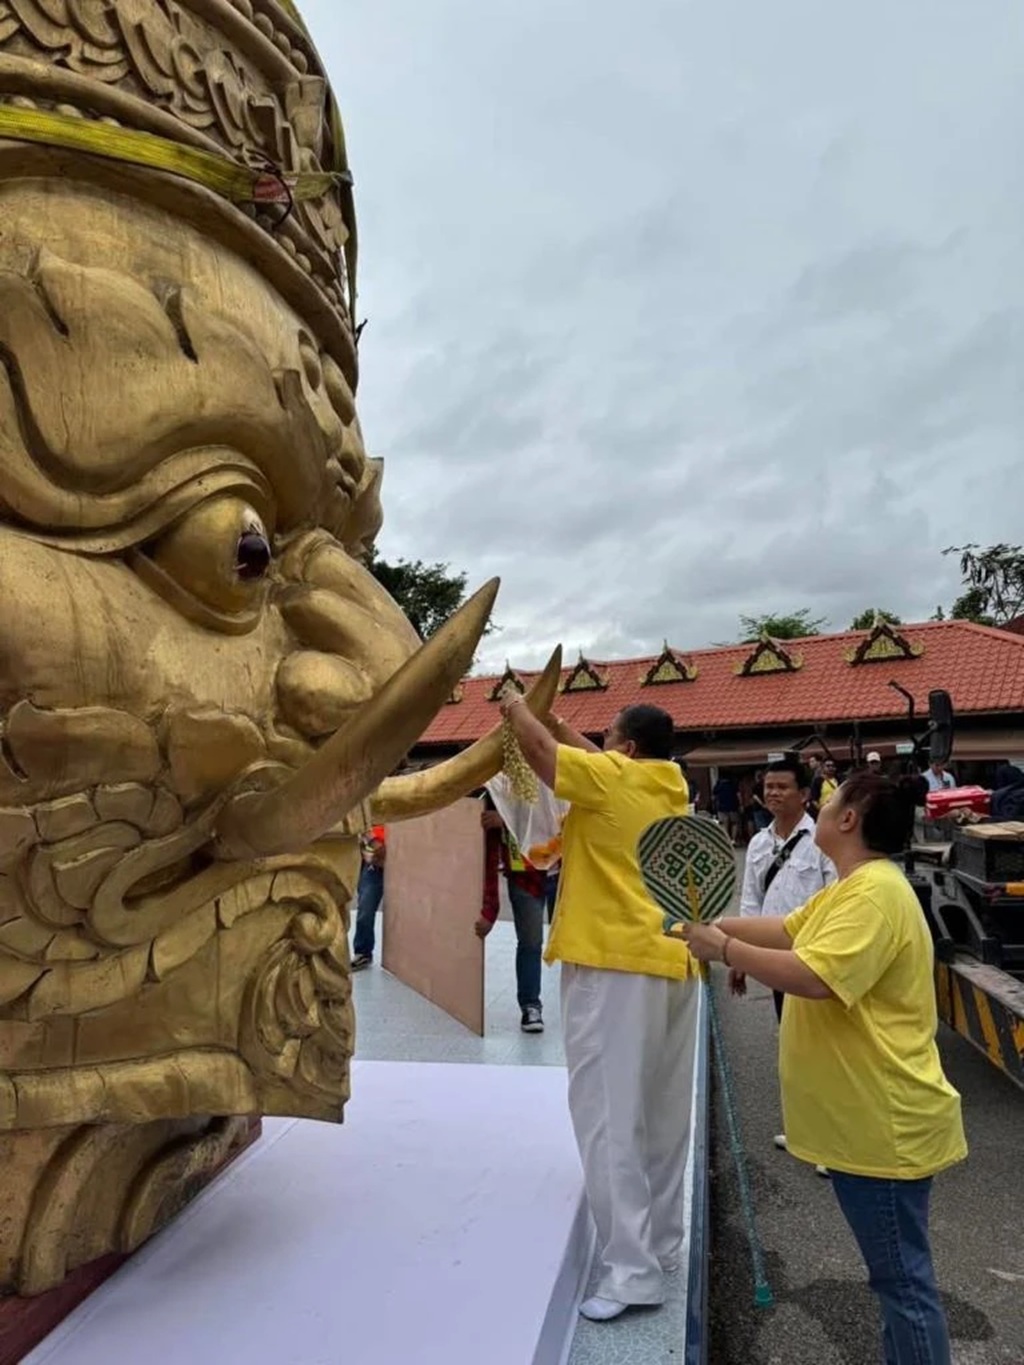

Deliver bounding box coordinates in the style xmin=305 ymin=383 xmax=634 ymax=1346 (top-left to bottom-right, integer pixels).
xmin=500 ymin=697 xmax=697 ymax=1324
xmin=682 ymin=772 xmax=966 ymax=1365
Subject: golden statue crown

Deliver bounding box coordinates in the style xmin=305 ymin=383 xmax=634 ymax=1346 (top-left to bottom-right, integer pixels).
xmin=0 ymin=0 xmax=358 ymax=381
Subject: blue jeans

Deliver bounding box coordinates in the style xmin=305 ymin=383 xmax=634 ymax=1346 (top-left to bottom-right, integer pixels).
xmin=831 ymin=1173 xmax=950 ymax=1365
xmin=353 ymin=863 xmax=384 ymax=958
xmin=508 ymin=879 xmax=544 ymax=1010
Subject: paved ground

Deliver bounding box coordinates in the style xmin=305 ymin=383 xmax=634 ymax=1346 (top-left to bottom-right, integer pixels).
xmin=709 ymin=973 xmax=1024 ymax=1365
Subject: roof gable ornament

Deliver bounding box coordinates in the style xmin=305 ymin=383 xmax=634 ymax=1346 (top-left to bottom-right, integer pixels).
xmin=735 ymin=631 xmax=804 ymax=677
xmin=561 ymin=652 xmax=608 ymax=693
xmin=641 ymin=641 xmax=697 ymax=686
xmin=446 ymin=682 xmax=465 ymax=705
xmin=489 ymin=662 xmax=526 ymax=702
xmin=846 ymin=616 xmax=925 ymax=666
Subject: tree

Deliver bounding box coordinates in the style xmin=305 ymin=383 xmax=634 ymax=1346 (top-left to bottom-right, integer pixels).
xmin=944 ymin=543 xmax=1024 ymax=627
xmin=850 ymin=608 xmax=902 ymax=631
xmin=735 ymin=609 xmax=829 ymax=642
xmin=366 ymin=549 xmax=476 ymax=640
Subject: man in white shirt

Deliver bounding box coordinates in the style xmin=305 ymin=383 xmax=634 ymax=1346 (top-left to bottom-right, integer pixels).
xmin=732 ymin=754 xmax=836 ymax=1172
xmin=924 ymin=760 xmax=956 ymax=793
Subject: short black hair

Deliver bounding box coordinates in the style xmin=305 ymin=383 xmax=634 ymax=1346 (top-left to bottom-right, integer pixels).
xmin=837 ymin=772 xmax=915 ymax=855
xmin=616 ymin=705 xmax=674 ymax=760
xmin=766 ymin=755 xmax=810 ymax=790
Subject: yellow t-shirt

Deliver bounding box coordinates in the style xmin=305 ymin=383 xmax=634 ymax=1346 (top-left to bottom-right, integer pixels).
xmin=781 ymin=859 xmax=967 ymax=1179
xmin=545 ymin=746 xmax=696 ymax=979
xmin=818 ymin=777 xmax=839 ymax=806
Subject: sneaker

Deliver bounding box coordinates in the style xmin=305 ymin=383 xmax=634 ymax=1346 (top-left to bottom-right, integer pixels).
xmin=521 ymin=1005 xmax=544 ymax=1033
xmin=816 ymin=1165 xmax=831 ymax=1179
xmin=351 ymin=954 xmax=373 ymax=971
xmin=579 ymin=1296 xmax=628 ymax=1322
xmin=773 ymin=1134 xmax=787 ymax=1150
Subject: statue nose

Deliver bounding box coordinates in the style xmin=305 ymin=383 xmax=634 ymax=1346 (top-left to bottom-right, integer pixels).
xmin=277 ymin=585 xmax=421 ymax=740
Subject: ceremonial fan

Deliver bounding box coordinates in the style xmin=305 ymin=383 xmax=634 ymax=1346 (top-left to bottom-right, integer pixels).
xmin=637 ymin=814 xmax=774 ymax=1310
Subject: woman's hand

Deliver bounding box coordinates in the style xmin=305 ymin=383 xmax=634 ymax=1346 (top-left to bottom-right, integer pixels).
xmin=728 ymin=967 xmax=747 ymax=997
xmin=681 ymin=921 xmax=729 ymax=962
xmin=499 ymin=694 xmax=526 ymax=720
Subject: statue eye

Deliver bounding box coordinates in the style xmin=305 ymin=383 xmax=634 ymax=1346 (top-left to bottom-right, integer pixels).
xmin=133 ymin=497 xmax=275 ymax=631
xmin=235 ymin=526 xmax=272 ymax=581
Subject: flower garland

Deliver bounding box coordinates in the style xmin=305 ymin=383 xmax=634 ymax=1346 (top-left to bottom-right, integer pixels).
xmin=499 ymin=686 xmax=539 ymax=804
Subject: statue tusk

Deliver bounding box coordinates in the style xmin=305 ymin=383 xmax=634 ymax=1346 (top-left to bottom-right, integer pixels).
xmin=370 ymin=646 xmax=563 ymax=823
xmin=213 ymin=579 xmax=500 ymax=860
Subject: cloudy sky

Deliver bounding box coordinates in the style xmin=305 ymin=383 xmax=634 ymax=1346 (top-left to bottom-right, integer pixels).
xmin=302 ymin=0 xmax=1024 ymax=671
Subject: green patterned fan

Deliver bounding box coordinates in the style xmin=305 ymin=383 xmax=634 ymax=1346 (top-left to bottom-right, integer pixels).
xmin=637 ymin=814 xmax=737 ymax=938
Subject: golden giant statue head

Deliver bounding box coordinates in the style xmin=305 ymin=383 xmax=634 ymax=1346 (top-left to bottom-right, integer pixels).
xmin=0 ymin=0 xmax=559 ymax=1296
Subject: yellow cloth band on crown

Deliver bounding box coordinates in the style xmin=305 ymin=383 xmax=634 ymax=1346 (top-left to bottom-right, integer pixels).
xmin=0 ymin=104 xmax=344 ymax=205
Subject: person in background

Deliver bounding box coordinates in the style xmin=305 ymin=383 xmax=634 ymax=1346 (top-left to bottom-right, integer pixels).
xmin=682 ymin=773 xmax=966 ymax=1365
xmin=713 ymin=773 xmax=740 ymax=845
xmin=991 ymin=763 xmax=1024 ymax=821
xmin=735 ymin=755 xmax=835 ymax=1175
xmin=816 ymin=758 xmax=840 ymax=808
xmin=351 ymin=825 xmax=386 ymax=970
xmin=476 ymin=793 xmax=547 ymax=1033
xmin=806 ymin=755 xmax=822 ymax=816
xmin=502 ymin=699 xmax=697 ymax=1324
xmin=738 ymin=772 xmax=756 ymax=844
xmin=924 ymin=759 xmax=956 ymax=793
xmin=751 ymin=768 xmax=771 ymax=831
xmin=866 ymin=751 xmax=883 ymax=774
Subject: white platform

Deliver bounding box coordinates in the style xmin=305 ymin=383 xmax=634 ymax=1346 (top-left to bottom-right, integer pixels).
xmin=26 ymin=1062 xmax=592 ymax=1365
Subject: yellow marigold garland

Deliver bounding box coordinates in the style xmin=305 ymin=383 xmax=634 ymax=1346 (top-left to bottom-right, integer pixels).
xmin=499 ymin=688 xmax=539 ymax=803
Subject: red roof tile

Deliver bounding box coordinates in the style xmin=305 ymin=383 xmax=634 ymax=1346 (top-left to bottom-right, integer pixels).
xmin=420 ymin=621 xmax=1024 ymax=746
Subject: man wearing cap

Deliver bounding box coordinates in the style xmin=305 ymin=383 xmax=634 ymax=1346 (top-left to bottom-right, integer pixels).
xmin=866 ymin=752 xmax=882 ymax=773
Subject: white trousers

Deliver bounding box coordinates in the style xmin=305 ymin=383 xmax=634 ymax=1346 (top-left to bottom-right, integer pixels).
xmin=560 ymin=964 xmax=699 ymax=1305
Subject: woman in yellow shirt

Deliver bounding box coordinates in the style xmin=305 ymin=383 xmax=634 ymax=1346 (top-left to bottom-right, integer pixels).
xmin=683 ymin=773 xmax=966 ymax=1365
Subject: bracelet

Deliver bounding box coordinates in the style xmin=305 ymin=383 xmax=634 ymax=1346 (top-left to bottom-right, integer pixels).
xmin=721 ymin=937 xmax=732 ymax=967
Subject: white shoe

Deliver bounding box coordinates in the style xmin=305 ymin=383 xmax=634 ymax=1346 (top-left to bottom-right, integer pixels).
xmin=773 ymin=1133 xmax=787 ymax=1150
xmin=579 ymin=1296 xmax=628 ymax=1322
xmin=816 ymin=1165 xmax=831 ymax=1178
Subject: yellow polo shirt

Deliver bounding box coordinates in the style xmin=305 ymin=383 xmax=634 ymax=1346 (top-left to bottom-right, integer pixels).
xmin=781 ymin=859 xmax=967 ymax=1179
xmin=544 ymin=746 xmax=696 ymax=979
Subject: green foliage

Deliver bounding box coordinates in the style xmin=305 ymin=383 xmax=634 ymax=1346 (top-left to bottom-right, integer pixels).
xmin=736 ymin=609 xmax=829 ymax=642
xmin=850 ymin=608 xmax=902 ymax=631
xmin=366 ymin=549 xmax=472 ymax=640
xmin=943 ymin=544 xmax=1024 ymax=627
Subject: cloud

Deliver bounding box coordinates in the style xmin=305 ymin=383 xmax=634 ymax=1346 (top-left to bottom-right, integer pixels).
xmin=303 ymin=0 xmax=1024 ymax=670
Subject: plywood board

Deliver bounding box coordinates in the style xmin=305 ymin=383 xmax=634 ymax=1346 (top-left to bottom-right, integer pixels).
xmin=382 ymin=798 xmax=486 ymax=1035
